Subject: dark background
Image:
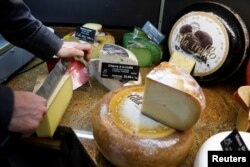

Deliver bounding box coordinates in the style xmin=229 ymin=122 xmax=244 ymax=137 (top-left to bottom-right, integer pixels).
xmin=24 ymin=0 xmax=250 ymax=69
xmin=24 ymin=0 xmax=162 ymax=28
xmin=24 ymin=0 xmax=250 ymax=34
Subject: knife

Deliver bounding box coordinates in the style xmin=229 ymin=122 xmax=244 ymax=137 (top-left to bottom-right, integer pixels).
xmin=36 ymin=59 xmax=69 ymax=98
xmin=0 ymin=60 xmax=69 ymax=154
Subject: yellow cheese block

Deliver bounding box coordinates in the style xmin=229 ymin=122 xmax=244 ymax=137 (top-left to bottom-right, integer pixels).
xmin=169 ymin=51 xmax=196 ymax=73
xmin=36 ymin=74 xmax=73 ymax=137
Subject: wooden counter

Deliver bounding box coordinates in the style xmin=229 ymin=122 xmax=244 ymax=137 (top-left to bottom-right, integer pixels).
xmin=5 ymin=57 xmax=246 ymax=167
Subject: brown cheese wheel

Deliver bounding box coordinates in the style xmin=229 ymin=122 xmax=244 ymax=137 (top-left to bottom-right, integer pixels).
xmin=92 ymin=86 xmax=194 ymax=167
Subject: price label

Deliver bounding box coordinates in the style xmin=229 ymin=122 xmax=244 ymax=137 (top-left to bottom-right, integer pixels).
xmin=75 ymin=26 xmax=95 ymax=43
xmin=220 ymin=129 xmax=248 ymax=151
xmin=101 ymin=63 xmax=139 ymax=81
xmin=142 ymin=21 xmax=165 ymax=44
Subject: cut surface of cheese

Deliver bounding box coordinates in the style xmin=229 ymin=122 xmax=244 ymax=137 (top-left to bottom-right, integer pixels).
xmin=36 ymin=74 xmax=73 ymax=137
xmin=141 ymin=62 xmax=206 ymax=131
xmin=92 ymin=86 xmax=194 ymax=167
xmin=169 ymin=51 xmax=196 ymax=73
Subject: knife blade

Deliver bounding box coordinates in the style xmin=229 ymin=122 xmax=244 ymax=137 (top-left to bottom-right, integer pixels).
xmin=36 ymin=59 xmax=69 ymax=99
xmin=73 ymin=129 xmax=94 ymax=140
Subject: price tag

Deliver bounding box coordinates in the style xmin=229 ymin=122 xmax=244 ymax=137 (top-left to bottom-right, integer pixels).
xmin=220 ymin=129 xmax=249 ymax=151
xmin=101 ymin=63 xmax=139 ymax=81
xmin=142 ymin=21 xmax=165 ymax=44
xmin=75 ymin=26 xmax=96 ymax=43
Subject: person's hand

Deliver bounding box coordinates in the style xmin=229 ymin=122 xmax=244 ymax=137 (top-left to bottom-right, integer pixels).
xmin=56 ymin=41 xmax=92 ymax=61
xmin=8 ymin=91 xmax=47 ymax=135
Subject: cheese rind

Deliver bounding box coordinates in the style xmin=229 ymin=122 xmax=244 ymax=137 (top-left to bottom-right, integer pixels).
xmin=36 ymin=74 xmax=73 ymax=137
xmin=141 ymin=62 xmax=205 ymax=131
xmin=92 ymin=86 xmax=194 ymax=167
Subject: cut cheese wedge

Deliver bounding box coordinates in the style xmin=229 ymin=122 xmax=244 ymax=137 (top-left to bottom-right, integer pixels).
xmin=141 ymin=62 xmax=206 ymax=131
xmin=169 ymin=51 xmax=196 ymax=73
xmin=36 ymin=74 xmax=73 ymax=137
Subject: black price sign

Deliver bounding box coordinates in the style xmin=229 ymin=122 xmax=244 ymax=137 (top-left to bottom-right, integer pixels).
xmin=142 ymin=21 xmax=165 ymax=45
xmin=75 ymin=26 xmax=96 ymax=43
xmin=220 ymin=129 xmax=248 ymax=151
xmin=101 ymin=63 xmax=139 ymax=81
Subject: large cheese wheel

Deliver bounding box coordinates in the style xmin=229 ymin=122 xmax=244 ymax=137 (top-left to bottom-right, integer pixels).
xmin=142 ymin=62 xmax=206 ymax=131
xmin=168 ymin=2 xmax=249 ymax=84
xmin=92 ymin=86 xmax=194 ymax=167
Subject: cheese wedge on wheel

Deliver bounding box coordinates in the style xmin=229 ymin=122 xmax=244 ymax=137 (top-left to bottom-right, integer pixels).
xmin=141 ymin=62 xmax=206 ymax=131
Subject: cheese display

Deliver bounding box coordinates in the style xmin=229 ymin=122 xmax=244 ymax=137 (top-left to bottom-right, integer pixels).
xmin=123 ymin=28 xmax=163 ymax=67
xmin=141 ymin=62 xmax=206 ymax=131
xmin=89 ymin=43 xmax=141 ymax=90
xmin=36 ymin=74 xmax=73 ymax=137
xmin=62 ymin=23 xmax=115 ymax=59
xmin=234 ymin=86 xmax=250 ymax=132
xmin=194 ymin=131 xmax=250 ymax=167
xmin=168 ymin=2 xmax=249 ymax=84
xmin=127 ymin=38 xmax=162 ymax=67
xmin=127 ymin=41 xmax=153 ymax=67
xmin=92 ymin=86 xmax=194 ymax=167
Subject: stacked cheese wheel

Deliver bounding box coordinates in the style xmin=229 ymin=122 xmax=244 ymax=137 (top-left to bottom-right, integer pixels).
xmin=92 ymin=62 xmax=206 ymax=167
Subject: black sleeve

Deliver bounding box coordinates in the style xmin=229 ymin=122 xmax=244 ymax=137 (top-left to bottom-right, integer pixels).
xmin=0 ymin=85 xmax=14 ymax=133
xmin=0 ymin=0 xmax=63 ymax=61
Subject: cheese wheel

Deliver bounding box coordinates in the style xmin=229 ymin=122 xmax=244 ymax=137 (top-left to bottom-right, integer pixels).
xmin=141 ymin=62 xmax=206 ymax=131
xmin=92 ymin=86 xmax=194 ymax=167
xmin=168 ymin=2 xmax=249 ymax=84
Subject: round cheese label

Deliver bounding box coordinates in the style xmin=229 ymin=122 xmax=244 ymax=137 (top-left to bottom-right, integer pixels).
xmin=109 ymin=86 xmax=175 ymax=138
xmin=169 ymin=12 xmax=229 ymax=76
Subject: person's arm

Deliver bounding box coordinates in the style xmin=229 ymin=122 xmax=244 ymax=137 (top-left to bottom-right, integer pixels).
xmin=0 ymin=0 xmax=63 ymax=60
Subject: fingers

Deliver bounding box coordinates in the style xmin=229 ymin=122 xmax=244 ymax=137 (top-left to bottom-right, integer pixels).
xmin=9 ymin=91 xmax=48 ymax=135
xmin=57 ymin=42 xmax=92 ymax=61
